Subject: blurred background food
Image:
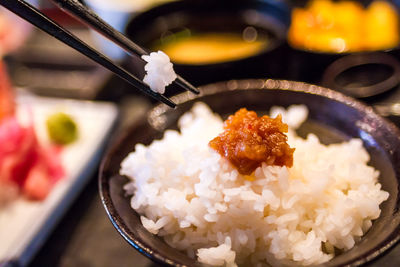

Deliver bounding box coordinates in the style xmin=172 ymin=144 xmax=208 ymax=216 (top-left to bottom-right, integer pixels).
xmin=125 ymin=0 xmax=290 ymax=87
xmin=46 ymin=111 xmax=79 ymax=145
xmin=0 ymin=60 xmax=65 ymax=204
xmin=289 ymin=0 xmax=400 ymax=53
xmin=152 ymin=30 xmax=269 ymax=64
xmin=2 ymin=0 xmax=400 ymax=266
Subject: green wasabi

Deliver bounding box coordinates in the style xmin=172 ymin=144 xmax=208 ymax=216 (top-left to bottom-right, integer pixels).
xmin=46 ymin=112 xmax=78 ymax=145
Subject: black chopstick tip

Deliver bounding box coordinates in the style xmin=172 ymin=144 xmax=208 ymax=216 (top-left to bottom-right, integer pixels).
xmin=186 ymin=85 xmax=200 ymax=94
xmin=175 ymin=76 xmax=200 ymax=94
xmin=166 ymin=101 xmax=177 ymax=108
xmin=186 ymin=83 xmax=200 ymax=94
xmin=191 ymin=87 xmax=200 ymax=94
xmin=159 ymin=94 xmax=176 ymax=108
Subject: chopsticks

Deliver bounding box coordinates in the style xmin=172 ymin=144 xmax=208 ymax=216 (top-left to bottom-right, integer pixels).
xmin=49 ymin=0 xmax=199 ymax=95
xmin=0 ymin=0 xmax=199 ymax=108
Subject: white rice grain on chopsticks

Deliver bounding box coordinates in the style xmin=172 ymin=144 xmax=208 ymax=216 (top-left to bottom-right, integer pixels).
xmin=142 ymin=51 xmax=177 ymax=94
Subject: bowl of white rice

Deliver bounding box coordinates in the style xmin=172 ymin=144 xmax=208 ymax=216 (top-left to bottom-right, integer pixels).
xmin=99 ymin=79 xmax=400 ymax=267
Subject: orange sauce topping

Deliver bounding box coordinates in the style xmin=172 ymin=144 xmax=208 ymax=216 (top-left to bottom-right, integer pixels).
xmin=209 ymin=108 xmax=294 ymax=175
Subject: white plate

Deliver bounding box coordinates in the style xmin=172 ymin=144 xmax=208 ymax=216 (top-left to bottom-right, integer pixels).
xmin=0 ymin=92 xmax=119 ymax=266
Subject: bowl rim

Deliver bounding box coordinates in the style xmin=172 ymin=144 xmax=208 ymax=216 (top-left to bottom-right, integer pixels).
xmin=321 ymin=52 xmax=400 ymax=98
xmin=288 ymin=42 xmax=400 ymax=56
xmin=99 ymin=79 xmax=400 ymax=267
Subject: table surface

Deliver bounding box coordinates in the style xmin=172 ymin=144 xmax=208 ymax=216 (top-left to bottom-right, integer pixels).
xmin=14 ymin=21 xmax=400 ymax=267
xmin=26 ymin=95 xmax=400 ymax=267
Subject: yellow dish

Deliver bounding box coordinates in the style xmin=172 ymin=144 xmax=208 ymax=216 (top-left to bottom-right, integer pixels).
xmin=288 ymin=0 xmax=399 ymax=53
xmin=152 ymin=32 xmax=268 ymax=65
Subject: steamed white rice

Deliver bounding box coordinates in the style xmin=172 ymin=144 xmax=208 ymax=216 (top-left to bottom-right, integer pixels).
xmin=120 ymin=103 xmax=389 ymax=266
xmin=142 ymin=51 xmax=177 ymax=94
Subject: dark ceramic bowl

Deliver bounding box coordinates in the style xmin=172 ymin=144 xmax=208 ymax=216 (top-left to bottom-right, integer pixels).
xmin=287 ymin=48 xmax=400 ymax=90
xmin=99 ymin=79 xmax=400 ymax=267
xmin=124 ymin=0 xmax=291 ymax=87
xmin=321 ymin=52 xmax=400 ymax=98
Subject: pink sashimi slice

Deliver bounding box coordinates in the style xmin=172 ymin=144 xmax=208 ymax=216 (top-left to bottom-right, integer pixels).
xmin=0 ymin=116 xmax=65 ymax=201
xmin=23 ymin=164 xmax=52 ymax=200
